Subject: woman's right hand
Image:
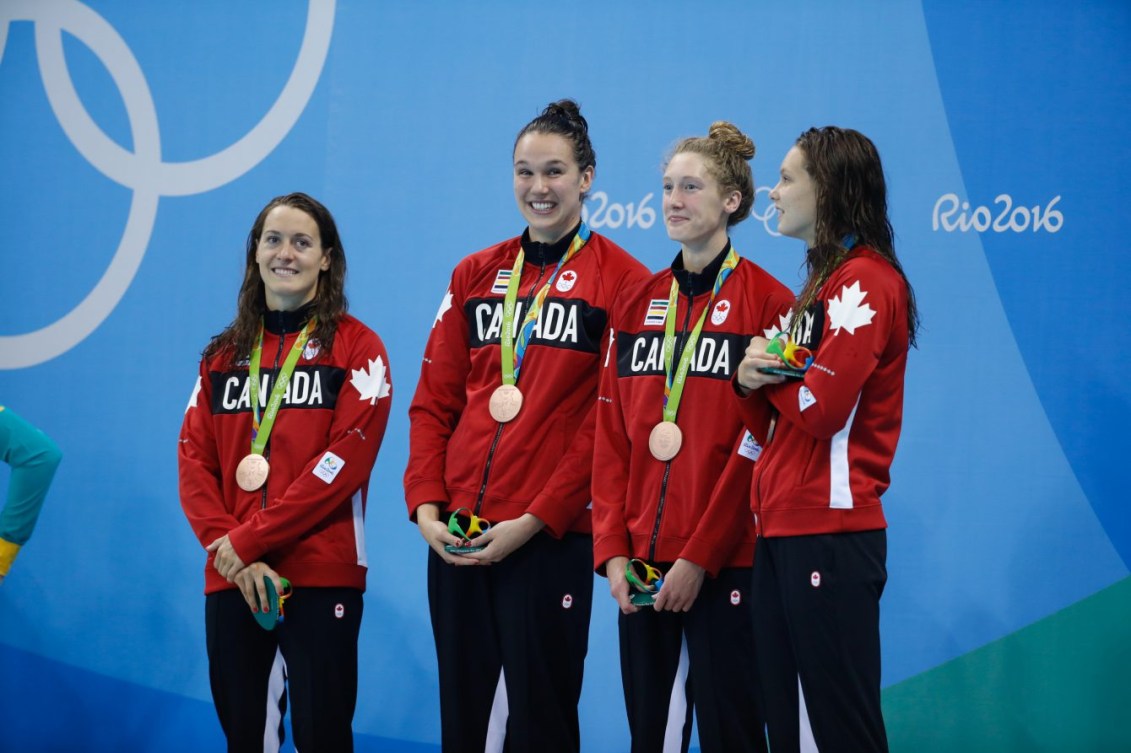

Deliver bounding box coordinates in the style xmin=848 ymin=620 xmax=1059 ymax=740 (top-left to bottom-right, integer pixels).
xmin=232 ymin=562 xmax=285 ymax=614
xmin=416 ymin=503 xmax=483 ymax=566
xmin=606 ymin=556 xmax=639 ymax=615
xmin=735 ymin=336 xmax=788 ymax=394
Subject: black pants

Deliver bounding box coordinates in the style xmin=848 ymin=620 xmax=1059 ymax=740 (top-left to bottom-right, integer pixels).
xmin=752 ymin=531 xmax=888 ymax=753
xmin=205 ymin=587 xmax=363 ymax=753
xmin=427 ymin=532 xmax=593 ymax=753
xmin=618 ymin=567 xmax=766 ymax=753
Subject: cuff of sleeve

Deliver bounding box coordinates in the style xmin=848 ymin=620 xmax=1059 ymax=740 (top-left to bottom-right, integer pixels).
xmin=405 ymin=479 xmax=450 ymax=521
xmin=680 ymin=536 xmax=726 ymax=577
xmin=592 ymin=534 xmax=632 ymax=576
xmin=225 ymin=526 xmax=262 ymax=566
xmin=526 ymin=493 xmax=575 ymax=539
xmin=0 ymin=537 xmax=21 ymax=576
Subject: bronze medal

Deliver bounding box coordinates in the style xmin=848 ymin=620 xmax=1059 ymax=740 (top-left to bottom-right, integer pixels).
xmin=489 ymin=384 xmax=523 ymax=423
xmin=648 ymin=422 xmax=683 ymax=462
xmin=236 ymin=453 xmax=270 ymax=491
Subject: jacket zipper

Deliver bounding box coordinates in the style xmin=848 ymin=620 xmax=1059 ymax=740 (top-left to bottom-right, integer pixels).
xmin=473 ymin=257 xmax=548 ymax=518
xmin=648 ymin=288 xmax=696 ymax=561
xmin=261 ymin=324 xmax=287 ymax=510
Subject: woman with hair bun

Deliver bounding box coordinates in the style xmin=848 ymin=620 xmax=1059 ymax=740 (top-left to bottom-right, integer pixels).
xmin=735 ymin=127 xmax=919 ymax=752
xmin=405 ymin=99 xmax=648 ymax=752
xmin=592 ymin=122 xmax=792 ymax=752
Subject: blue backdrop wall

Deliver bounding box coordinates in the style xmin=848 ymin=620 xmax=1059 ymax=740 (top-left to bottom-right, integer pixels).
xmin=2 ymin=1 xmax=1128 ymax=750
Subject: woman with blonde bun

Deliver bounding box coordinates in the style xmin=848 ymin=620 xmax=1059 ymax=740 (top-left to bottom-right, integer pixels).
xmin=593 ymin=122 xmax=792 ymax=752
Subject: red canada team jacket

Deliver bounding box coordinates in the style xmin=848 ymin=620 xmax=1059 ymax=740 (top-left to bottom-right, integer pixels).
xmin=179 ymin=309 xmax=392 ymax=594
xmin=592 ymin=247 xmax=794 ymax=575
xmin=404 ymin=228 xmax=648 ymax=536
xmin=735 ymin=247 xmax=910 ymax=537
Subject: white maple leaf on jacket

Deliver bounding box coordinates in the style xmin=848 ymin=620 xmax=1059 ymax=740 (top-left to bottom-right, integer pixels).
xmin=763 ymin=312 xmax=794 ymax=339
xmin=351 ymin=355 xmax=391 ymax=405
xmin=434 ymin=289 xmax=453 ymax=328
xmin=827 ymin=281 xmax=876 ymax=335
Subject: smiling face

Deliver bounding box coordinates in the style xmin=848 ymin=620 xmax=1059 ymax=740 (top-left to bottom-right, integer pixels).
xmin=770 ymin=146 xmax=819 ymax=247
xmin=513 ymin=131 xmax=593 ymax=244
xmin=663 ymin=152 xmax=740 ymax=257
xmin=255 ymin=204 xmax=331 ymax=311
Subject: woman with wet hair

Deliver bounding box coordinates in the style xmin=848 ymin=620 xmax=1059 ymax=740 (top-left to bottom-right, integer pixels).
xmin=179 ymin=192 xmax=392 ymax=752
xmin=405 ymin=100 xmax=648 ymax=752
xmin=735 ymin=127 xmax=919 ymax=753
xmin=592 ymin=121 xmax=792 ymax=752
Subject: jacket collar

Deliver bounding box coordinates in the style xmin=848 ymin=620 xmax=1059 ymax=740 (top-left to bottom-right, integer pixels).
xmin=263 ymin=302 xmax=316 ymax=335
xmin=670 ymin=240 xmax=732 ymax=296
xmin=520 ymin=221 xmax=583 ymax=266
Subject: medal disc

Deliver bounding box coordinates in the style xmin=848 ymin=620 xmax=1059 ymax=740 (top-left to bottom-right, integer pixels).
xmin=648 ymin=422 xmax=683 ymax=462
xmin=489 ymin=384 xmax=523 ymax=423
xmin=236 ymin=454 xmax=270 ymax=491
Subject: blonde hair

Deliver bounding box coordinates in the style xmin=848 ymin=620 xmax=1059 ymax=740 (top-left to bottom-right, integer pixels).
xmin=668 ymin=121 xmax=756 ymax=226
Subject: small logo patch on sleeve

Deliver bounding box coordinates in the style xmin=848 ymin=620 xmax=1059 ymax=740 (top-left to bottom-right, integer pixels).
xmin=798 ymin=386 xmax=817 ymax=412
xmin=313 ymin=451 xmax=346 ymax=484
xmin=738 ymin=431 xmax=762 ymax=461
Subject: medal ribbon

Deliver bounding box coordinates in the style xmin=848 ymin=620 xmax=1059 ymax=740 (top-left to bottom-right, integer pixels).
xmin=500 ymin=222 xmax=591 ymax=384
xmin=661 ymin=247 xmax=740 ymax=423
xmin=248 ymin=317 xmax=316 ymax=456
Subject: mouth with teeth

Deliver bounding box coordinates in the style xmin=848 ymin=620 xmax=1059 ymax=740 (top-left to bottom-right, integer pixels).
xmin=271 ymin=267 xmax=300 ymax=277
xmin=529 ymin=201 xmax=556 ymax=214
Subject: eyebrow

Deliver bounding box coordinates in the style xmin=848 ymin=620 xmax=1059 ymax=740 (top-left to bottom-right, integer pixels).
xmin=514 ymin=159 xmax=568 ymax=167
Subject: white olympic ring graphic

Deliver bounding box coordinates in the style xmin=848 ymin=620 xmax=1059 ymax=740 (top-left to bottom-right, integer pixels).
xmin=0 ymin=0 xmax=336 ymax=369
xmin=751 ymin=186 xmax=782 ymax=238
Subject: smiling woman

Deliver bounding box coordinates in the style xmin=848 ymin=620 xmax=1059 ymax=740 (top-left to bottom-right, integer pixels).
xmin=178 ymin=192 xmax=393 ymax=752
xmin=256 ymin=204 xmax=331 ymax=311
xmin=404 ymin=100 xmax=649 ymax=753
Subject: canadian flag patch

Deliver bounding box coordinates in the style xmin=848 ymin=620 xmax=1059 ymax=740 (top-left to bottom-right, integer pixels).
xmin=556 ymin=270 xmax=578 ymax=292
xmin=711 ymin=299 xmax=731 ymax=326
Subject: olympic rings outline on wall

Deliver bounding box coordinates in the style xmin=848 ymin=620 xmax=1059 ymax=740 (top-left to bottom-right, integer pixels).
xmin=0 ymin=0 xmax=336 ymax=369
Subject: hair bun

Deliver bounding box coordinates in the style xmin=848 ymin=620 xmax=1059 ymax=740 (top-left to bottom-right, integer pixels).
xmin=543 ymin=99 xmax=588 ymax=135
xmin=708 ymin=121 xmax=755 ymax=160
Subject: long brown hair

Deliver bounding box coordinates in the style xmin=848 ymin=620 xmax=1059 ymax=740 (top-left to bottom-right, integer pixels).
xmin=204 ymin=192 xmax=349 ymax=363
xmin=792 ymin=127 xmax=919 ymax=347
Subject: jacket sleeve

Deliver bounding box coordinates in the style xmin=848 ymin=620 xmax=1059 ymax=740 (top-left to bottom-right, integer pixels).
xmin=679 ymin=427 xmax=758 ymax=575
xmin=179 ymin=358 xmax=242 ymax=550
xmin=731 ymin=273 xmax=796 ymax=446
xmin=225 ymin=329 xmax=393 ymax=563
xmin=765 ymin=258 xmax=902 ymax=440
xmin=589 ymin=314 xmax=633 ymax=573
xmin=0 ymin=407 xmax=62 ymax=575
xmin=527 ymin=256 xmax=650 ymax=539
xmin=403 ymin=273 xmax=472 ymax=520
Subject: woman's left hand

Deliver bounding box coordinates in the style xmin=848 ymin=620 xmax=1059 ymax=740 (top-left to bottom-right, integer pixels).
xmin=464 ymin=513 xmax=544 ymax=565
xmin=207 ymin=534 xmax=247 ymax=581
xmin=652 ymin=558 xmax=705 ymax=612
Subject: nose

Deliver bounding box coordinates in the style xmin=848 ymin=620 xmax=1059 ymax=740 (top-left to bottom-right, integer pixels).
xmin=769 ymin=184 xmax=781 ymax=201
